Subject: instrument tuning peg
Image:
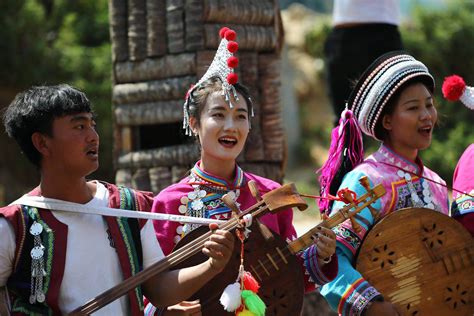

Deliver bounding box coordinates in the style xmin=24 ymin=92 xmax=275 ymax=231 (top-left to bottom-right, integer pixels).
xmin=248 ymin=180 xmax=262 ymax=202
xmin=359 ymin=176 xmax=371 ymax=192
xmin=358 ymin=176 xmax=379 ymax=220
xmin=321 ymin=212 xmax=329 ymax=220
xmin=350 ymin=217 xmax=362 ymax=233
xmin=221 ymin=192 xmax=240 ymax=215
xmin=367 ymin=204 xmax=379 ymax=221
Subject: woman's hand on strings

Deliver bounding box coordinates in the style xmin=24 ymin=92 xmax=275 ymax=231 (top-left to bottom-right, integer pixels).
xmin=314 ymin=226 xmax=337 ymax=266
xmin=165 ymin=300 xmax=202 ymax=316
xmin=202 ymin=223 xmax=234 ymax=272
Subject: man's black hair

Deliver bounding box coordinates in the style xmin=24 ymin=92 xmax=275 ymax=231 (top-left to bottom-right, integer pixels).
xmin=3 ymin=84 xmax=93 ymax=168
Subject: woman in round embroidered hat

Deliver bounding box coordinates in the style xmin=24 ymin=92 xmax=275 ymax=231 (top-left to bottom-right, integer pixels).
xmin=317 ymin=51 xmax=449 ymax=316
xmin=144 ymin=27 xmax=338 ymax=315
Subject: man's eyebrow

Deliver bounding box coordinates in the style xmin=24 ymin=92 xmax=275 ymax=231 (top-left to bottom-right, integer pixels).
xmin=70 ymin=114 xmax=93 ymax=122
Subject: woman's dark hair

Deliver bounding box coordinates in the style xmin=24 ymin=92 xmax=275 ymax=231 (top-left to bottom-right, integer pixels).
xmin=3 ymin=84 xmax=93 ymax=167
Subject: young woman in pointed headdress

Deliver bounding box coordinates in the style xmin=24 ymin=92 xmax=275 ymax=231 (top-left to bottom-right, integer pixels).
xmin=145 ymin=27 xmax=338 ymax=315
xmin=317 ymin=52 xmax=449 ymax=315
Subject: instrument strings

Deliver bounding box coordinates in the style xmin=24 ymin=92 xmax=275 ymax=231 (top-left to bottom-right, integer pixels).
xmin=73 ymin=201 xmax=269 ymax=314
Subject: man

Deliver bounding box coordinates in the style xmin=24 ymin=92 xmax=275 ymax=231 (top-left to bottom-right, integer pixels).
xmin=0 ymin=84 xmax=234 ymax=315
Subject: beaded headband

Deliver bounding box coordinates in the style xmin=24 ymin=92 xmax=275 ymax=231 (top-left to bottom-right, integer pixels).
xmin=183 ymin=27 xmax=252 ymax=136
xmin=349 ymin=52 xmax=435 ymax=140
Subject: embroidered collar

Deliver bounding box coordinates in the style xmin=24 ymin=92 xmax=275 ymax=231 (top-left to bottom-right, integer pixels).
xmin=190 ymin=160 xmax=245 ymax=190
xmin=373 ymin=144 xmax=424 ymax=175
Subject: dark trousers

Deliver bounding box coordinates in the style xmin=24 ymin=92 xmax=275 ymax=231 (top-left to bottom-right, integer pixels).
xmin=324 ymin=23 xmax=403 ymax=125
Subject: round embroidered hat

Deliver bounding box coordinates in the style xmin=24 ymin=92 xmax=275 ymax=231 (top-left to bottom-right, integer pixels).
xmin=348 ymin=51 xmax=435 ymax=140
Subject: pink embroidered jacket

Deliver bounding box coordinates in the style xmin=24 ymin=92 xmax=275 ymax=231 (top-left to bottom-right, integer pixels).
xmin=152 ymin=162 xmax=338 ymax=291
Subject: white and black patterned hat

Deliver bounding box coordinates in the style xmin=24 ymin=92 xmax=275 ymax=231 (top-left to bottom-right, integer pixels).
xmin=349 ymin=51 xmax=435 ymax=140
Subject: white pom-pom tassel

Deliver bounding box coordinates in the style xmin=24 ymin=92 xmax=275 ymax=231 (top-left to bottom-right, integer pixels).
xmin=219 ymin=282 xmax=242 ymax=312
xmin=460 ymin=86 xmax=474 ymax=110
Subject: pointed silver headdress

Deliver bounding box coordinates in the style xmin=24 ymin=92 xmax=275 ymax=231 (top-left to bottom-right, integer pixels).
xmin=183 ymin=27 xmax=252 ymax=136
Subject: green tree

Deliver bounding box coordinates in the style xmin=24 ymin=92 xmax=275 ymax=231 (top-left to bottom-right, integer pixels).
xmin=0 ymin=0 xmax=113 ymax=202
xmin=402 ymin=0 xmax=474 ymax=184
xmin=304 ymin=0 xmax=474 ymax=186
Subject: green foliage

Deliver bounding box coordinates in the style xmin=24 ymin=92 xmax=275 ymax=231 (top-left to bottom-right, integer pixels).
xmin=0 ymin=0 xmax=113 ymax=184
xmin=402 ymin=0 xmax=474 ymax=184
xmin=304 ymin=17 xmax=331 ymax=58
xmin=303 ymin=0 xmax=474 ymax=185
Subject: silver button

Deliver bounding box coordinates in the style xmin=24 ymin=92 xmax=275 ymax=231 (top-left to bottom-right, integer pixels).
xmin=31 ymin=246 xmax=44 ymax=260
xmin=178 ymin=205 xmax=187 ymax=214
xmin=29 ymin=222 xmax=43 ymax=236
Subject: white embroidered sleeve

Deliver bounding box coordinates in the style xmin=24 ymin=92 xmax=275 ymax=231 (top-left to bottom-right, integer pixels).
xmin=0 ymin=218 xmax=15 ymax=286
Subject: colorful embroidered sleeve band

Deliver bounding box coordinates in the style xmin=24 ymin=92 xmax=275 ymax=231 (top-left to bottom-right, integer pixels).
xmin=303 ymin=245 xmax=338 ymax=286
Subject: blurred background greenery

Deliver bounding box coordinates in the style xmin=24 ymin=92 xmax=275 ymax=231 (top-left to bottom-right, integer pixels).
xmin=300 ymin=0 xmax=474 ymax=188
xmin=0 ymin=1 xmax=113 ymax=202
xmin=0 ymin=0 xmax=473 ymax=205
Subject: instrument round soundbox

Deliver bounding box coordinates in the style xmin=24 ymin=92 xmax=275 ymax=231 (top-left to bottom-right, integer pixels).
xmin=356 ymin=207 xmax=474 ymax=315
xmin=171 ymin=220 xmax=305 ymax=315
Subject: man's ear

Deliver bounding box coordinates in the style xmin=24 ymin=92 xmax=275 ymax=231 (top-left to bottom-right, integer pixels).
xmin=382 ymin=114 xmax=393 ymax=131
xmin=31 ymin=132 xmax=51 ymax=157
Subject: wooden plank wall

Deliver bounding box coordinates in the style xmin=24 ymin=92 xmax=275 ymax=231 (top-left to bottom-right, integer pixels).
xmin=109 ymin=0 xmax=285 ymax=192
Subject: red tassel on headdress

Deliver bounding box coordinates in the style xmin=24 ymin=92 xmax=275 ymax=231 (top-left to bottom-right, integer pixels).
xmin=227 ymin=41 xmax=239 ymax=53
xmin=227 ymin=73 xmax=238 ymax=85
xmin=219 ymin=27 xmax=230 ymax=38
xmin=224 ymin=29 xmax=237 ymax=41
xmin=227 ymin=56 xmax=239 ymax=68
xmin=317 ymin=109 xmax=364 ymax=214
xmin=442 ymin=75 xmax=466 ymax=101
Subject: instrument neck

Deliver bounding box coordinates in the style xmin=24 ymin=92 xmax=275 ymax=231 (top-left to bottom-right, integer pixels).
xmin=287 ymin=214 xmax=343 ymax=254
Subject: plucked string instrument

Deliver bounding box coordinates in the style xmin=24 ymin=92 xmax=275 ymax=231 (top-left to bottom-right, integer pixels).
xmin=68 ymin=182 xmax=307 ymax=315
xmin=356 ymin=207 xmax=474 ymax=316
xmin=168 ymin=176 xmax=385 ymax=315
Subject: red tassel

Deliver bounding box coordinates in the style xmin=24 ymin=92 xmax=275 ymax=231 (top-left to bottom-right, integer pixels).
xmin=225 ymin=29 xmax=237 ymax=41
xmin=227 ymin=56 xmax=239 ymax=68
xmin=227 ymin=41 xmax=239 ymax=53
xmin=219 ymin=27 xmax=230 ymax=38
xmin=242 ymin=271 xmax=260 ymax=293
xmin=227 ymin=73 xmax=238 ymax=85
xmin=442 ymin=75 xmax=466 ymax=101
